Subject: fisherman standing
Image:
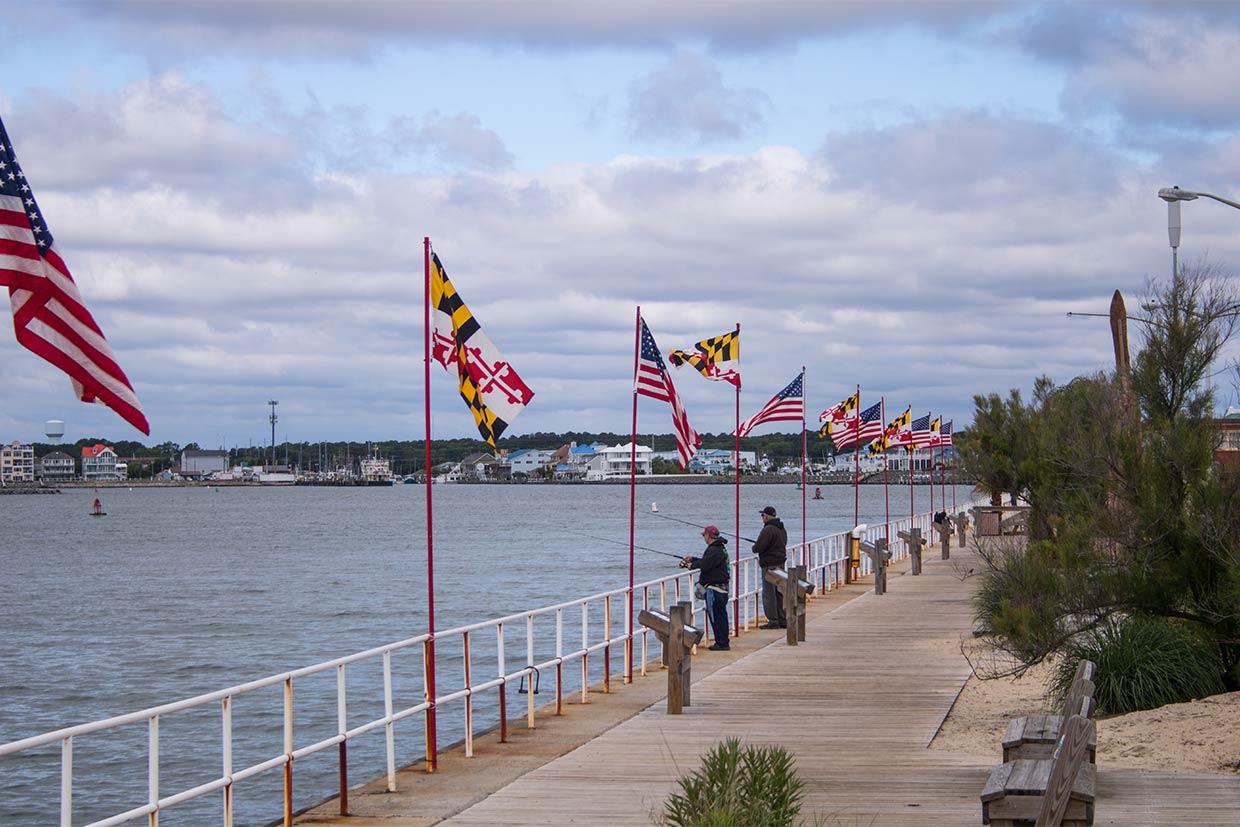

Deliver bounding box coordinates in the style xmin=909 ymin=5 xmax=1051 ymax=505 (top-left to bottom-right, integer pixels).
xmin=681 ymin=525 xmax=731 ymax=650
xmin=753 ymin=506 xmax=788 ymax=629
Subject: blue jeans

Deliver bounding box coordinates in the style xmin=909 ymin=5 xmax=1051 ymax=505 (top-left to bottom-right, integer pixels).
xmin=704 ymin=587 xmax=730 ymax=647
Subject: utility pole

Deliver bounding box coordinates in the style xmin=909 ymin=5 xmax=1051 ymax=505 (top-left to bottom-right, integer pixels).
xmin=268 ymin=400 xmax=279 ymax=473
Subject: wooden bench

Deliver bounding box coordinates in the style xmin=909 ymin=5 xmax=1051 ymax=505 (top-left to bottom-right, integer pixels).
xmin=1003 ymin=660 xmax=1098 ymax=763
xmin=981 ymin=698 xmax=1096 ymax=826
xmin=763 ymin=565 xmax=814 ymax=645
xmin=637 ymin=602 xmax=702 ymax=714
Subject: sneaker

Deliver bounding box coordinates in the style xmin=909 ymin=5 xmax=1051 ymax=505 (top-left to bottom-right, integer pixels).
xmin=759 ymin=622 xmax=780 ymax=629
xmin=708 ymin=643 xmax=731 ymax=651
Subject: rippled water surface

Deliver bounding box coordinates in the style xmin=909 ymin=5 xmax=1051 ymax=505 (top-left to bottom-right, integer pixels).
xmin=0 ymin=481 xmax=970 ymax=826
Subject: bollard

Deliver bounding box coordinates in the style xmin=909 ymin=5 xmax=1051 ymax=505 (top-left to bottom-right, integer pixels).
xmin=956 ymin=511 xmax=968 ymax=547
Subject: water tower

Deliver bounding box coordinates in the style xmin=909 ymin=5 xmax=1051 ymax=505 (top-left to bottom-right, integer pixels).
xmin=44 ymin=420 xmax=65 ymax=443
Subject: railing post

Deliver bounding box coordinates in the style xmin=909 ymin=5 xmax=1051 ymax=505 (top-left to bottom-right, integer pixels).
xmin=603 ymin=595 xmax=612 ymax=694
xmin=580 ymin=604 xmax=589 ymax=704
xmin=526 ymin=616 xmax=536 ymax=729
xmin=336 ymin=665 xmax=348 ymax=815
xmin=221 ymin=698 xmax=233 ymax=827
xmin=497 ymin=623 xmax=507 ymax=743
xmin=464 ymin=631 xmax=473 ymax=757
xmin=282 ymin=679 xmax=293 ymax=827
xmin=61 ymin=736 xmax=72 ymax=827
xmin=149 ymin=715 xmax=159 ymax=827
xmin=383 ymin=651 xmax=396 ymax=790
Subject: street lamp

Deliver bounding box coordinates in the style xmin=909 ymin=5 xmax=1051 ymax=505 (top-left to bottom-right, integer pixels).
xmin=1158 ymin=186 xmax=1240 ymax=278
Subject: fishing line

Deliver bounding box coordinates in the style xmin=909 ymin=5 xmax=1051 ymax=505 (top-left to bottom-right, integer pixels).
xmin=646 ymin=505 xmax=758 ymax=544
xmin=561 ymin=527 xmax=687 ymax=560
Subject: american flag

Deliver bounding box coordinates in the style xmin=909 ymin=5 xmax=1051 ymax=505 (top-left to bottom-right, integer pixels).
xmin=0 ymin=116 xmax=148 ymax=434
xmin=833 ymin=399 xmax=882 ymax=450
xmin=939 ymin=419 xmax=954 ymax=447
xmin=736 ymin=371 xmax=804 ymax=437
xmin=635 ymin=317 xmax=700 ymax=467
xmin=910 ymin=413 xmax=932 ymax=448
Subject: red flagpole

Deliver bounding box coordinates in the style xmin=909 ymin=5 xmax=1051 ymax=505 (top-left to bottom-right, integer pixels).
xmin=733 ymin=322 xmax=741 ymax=635
xmin=801 ymin=367 xmax=807 ymax=558
xmin=853 ymin=384 xmax=860 ymax=527
xmin=627 ymin=307 xmax=640 ymax=682
xmin=422 ymin=237 xmax=438 ymax=771
xmin=928 ymin=413 xmax=935 ymax=518
xmin=882 ymin=397 xmax=889 ymax=545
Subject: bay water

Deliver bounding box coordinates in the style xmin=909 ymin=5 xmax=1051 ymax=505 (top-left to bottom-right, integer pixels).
xmin=0 ymin=481 xmax=971 ymax=826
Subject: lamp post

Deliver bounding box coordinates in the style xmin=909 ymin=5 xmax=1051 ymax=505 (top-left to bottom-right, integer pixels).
xmin=1158 ymin=186 xmax=1240 ymax=278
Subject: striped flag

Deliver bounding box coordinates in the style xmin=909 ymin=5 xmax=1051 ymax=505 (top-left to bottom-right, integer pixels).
xmin=636 ymin=317 xmax=700 ymax=468
xmin=870 ymin=406 xmax=911 ymax=454
xmin=431 ymin=252 xmax=534 ymax=447
xmin=820 ymin=390 xmax=858 ymax=446
xmin=668 ymin=329 xmax=740 ymax=387
xmin=0 ymin=116 xmax=148 ymax=434
xmin=910 ymin=413 xmax=932 ymax=448
xmin=736 ymin=372 xmax=804 ymax=437
xmin=939 ymin=419 xmax=953 ymax=447
xmin=830 ymin=399 xmax=882 ymax=450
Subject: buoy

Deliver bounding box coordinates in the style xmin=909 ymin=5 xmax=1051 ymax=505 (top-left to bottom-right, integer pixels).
xmin=651 ymin=502 xmax=659 ymax=512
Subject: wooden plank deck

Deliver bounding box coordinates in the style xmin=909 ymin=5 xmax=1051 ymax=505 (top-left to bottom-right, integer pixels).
xmin=431 ymin=543 xmax=1240 ymax=827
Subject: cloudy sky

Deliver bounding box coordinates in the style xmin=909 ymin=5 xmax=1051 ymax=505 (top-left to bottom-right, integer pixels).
xmin=2 ymin=1 xmax=1239 ymax=449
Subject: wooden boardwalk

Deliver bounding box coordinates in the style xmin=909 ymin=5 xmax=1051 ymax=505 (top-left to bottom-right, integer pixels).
xmin=431 ymin=543 xmax=1239 ymax=827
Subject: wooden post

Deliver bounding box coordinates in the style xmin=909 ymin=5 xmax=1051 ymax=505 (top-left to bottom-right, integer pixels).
xmin=934 ymin=519 xmax=951 ymax=560
xmin=898 ymin=528 xmax=923 ymax=575
xmin=667 ymin=603 xmax=687 ymax=714
xmin=783 ymin=568 xmax=797 ymax=646
xmin=956 ymin=511 xmax=968 ymax=547
xmin=791 ymin=565 xmax=808 ymax=642
xmin=870 ymin=538 xmax=888 ymax=595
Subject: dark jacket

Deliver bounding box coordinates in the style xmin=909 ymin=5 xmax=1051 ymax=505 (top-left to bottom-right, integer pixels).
xmin=752 ymin=517 xmax=787 ymax=568
xmin=687 ymin=538 xmax=730 ymax=587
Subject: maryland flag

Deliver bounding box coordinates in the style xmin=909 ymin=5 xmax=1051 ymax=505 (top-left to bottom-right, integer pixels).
xmin=868 ymin=406 xmax=911 ymax=456
xmin=668 ymin=329 xmax=740 ymax=388
xmin=818 ymin=390 xmax=859 ymax=444
xmin=430 ymin=253 xmax=534 ymax=446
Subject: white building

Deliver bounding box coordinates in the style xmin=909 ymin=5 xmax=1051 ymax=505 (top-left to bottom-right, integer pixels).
xmin=38 ymin=450 xmax=75 ymax=482
xmin=1 ymin=440 xmax=35 ymax=484
xmin=584 ymin=443 xmax=652 ymax=479
xmin=181 ymin=449 xmax=229 ymax=479
xmin=82 ymin=444 xmax=125 ymax=481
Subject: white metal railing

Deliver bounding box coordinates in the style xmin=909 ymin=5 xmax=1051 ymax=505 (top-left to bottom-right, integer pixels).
xmin=0 ymin=500 xmax=982 ymax=827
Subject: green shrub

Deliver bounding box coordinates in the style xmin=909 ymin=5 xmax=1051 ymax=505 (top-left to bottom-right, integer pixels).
xmin=1053 ymin=615 xmax=1224 ymax=714
xmin=661 ymin=738 xmax=803 ymax=827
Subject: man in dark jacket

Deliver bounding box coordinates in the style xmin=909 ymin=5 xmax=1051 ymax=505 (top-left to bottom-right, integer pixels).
xmin=752 ymin=505 xmax=787 ymax=629
xmin=681 ymin=525 xmax=731 ymax=650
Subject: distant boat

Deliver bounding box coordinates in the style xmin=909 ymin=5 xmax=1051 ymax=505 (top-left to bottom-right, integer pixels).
xmin=360 ymin=454 xmax=394 ymax=486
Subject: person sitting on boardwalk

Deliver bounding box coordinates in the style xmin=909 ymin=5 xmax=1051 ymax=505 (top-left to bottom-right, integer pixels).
xmin=753 ymin=506 xmax=788 ymax=629
xmin=681 ymin=525 xmax=731 ymax=651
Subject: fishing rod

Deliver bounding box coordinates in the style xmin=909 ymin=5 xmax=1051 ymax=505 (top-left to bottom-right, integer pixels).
xmin=561 ymin=527 xmax=687 ymax=561
xmin=647 ymin=503 xmax=759 ymax=544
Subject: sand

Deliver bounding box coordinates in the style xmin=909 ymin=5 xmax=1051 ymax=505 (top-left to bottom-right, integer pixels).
xmin=930 ymin=657 xmax=1240 ymax=775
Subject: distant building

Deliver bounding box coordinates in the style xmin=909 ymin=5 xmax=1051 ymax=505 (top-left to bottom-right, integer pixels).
xmin=82 ymin=444 xmax=125 ymax=481
xmin=181 ymin=449 xmax=229 ymax=479
xmin=1 ymin=440 xmax=35 ymax=484
xmin=446 ymin=452 xmax=497 ymax=481
xmin=687 ymin=448 xmax=757 ymax=475
xmin=585 ymin=443 xmax=652 ymax=479
xmin=38 ymin=450 xmax=75 ymax=482
xmin=507 ymin=448 xmax=552 ymax=476
xmin=1215 ymin=410 xmax=1240 ymax=469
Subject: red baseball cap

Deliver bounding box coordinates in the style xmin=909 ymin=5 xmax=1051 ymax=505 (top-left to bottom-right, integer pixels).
xmin=702 ymin=525 xmax=720 ymax=537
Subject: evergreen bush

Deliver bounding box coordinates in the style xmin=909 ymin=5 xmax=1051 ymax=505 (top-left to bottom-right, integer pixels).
xmin=1052 ymin=615 xmax=1224 ymax=714
xmin=660 ymin=738 xmax=803 ymax=827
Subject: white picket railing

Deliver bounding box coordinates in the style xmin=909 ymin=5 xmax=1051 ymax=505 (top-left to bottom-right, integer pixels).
xmin=0 ymin=502 xmax=978 ymax=827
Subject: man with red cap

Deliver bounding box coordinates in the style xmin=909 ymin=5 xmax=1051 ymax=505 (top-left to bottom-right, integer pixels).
xmin=681 ymin=524 xmax=731 ymax=650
